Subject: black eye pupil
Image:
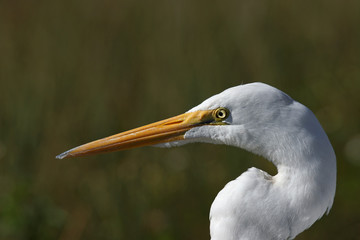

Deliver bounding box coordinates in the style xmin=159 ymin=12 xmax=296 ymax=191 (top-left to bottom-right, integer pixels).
xmin=217 ymin=110 xmax=226 ymax=118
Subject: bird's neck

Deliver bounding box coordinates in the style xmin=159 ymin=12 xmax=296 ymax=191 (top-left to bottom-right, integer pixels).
xmin=271 ymin=128 xmax=336 ymax=194
xmin=270 ymin=132 xmax=337 ymax=233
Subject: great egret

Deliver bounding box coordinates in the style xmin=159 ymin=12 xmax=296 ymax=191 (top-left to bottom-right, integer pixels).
xmin=57 ymin=83 xmax=336 ymax=240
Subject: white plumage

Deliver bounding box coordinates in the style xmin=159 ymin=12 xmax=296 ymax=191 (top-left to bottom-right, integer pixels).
xmin=57 ymin=83 xmax=336 ymax=240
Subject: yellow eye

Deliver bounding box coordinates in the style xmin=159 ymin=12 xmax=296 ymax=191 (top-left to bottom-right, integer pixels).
xmin=213 ymin=107 xmax=229 ymax=121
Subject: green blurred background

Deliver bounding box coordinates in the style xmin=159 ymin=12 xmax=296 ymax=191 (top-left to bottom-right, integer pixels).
xmin=0 ymin=0 xmax=359 ymax=239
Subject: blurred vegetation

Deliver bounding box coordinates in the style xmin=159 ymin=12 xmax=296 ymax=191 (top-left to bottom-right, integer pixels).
xmin=0 ymin=0 xmax=360 ymax=239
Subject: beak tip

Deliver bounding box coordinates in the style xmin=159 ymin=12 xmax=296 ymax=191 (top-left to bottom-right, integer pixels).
xmin=56 ymin=150 xmax=71 ymax=159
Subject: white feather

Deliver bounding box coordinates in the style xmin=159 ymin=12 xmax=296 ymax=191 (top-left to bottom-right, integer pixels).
xmin=170 ymin=83 xmax=336 ymax=239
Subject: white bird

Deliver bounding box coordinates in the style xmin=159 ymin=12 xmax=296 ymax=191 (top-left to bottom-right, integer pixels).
xmin=57 ymin=82 xmax=336 ymax=240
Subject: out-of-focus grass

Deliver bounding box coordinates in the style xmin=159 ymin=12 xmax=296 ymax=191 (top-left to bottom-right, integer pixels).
xmin=0 ymin=0 xmax=359 ymax=239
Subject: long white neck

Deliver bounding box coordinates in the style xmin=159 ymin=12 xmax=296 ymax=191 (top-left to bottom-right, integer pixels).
xmin=260 ymin=110 xmax=336 ymax=237
xmin=273 ymin=141 xmax=336 ymax=238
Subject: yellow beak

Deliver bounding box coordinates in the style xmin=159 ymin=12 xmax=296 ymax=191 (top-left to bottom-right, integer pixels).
xmin=56 ymin=110 xmax=216 ymax=159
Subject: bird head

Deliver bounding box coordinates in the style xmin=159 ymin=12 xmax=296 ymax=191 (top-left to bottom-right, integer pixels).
xmin=56 ymin=83 xmax=315 ymax=161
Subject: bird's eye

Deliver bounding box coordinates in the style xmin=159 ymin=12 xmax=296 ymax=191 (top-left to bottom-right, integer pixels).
xmin=214 ymin=107 xmax=229 ymax=121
